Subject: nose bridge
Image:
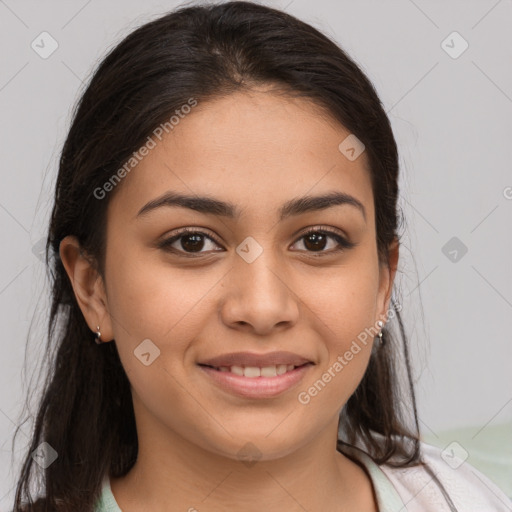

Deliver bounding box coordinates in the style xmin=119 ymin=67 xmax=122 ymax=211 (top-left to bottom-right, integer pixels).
xmin=235 ymin=233 xmax=287 ymax=296
xmin=220 ymin=233 xmax=299 ymax=332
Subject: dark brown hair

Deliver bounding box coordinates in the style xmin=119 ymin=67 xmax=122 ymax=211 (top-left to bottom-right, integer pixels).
xmin=12 ymin=1 xmax=441 ymax=510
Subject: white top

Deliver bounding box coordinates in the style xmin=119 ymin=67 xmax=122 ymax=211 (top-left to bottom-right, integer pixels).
xmin=94 ymin=441 xmax=512 ymax=511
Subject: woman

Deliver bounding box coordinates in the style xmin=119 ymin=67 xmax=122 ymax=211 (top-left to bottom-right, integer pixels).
xmin=12 ymin=1 xmax=512 ymax=511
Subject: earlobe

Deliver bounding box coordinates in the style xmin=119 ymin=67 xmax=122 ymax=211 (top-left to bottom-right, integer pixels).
xmin=378 ymin=238 xmax=400 ymax=321
xmin=59 ymin=235 xmax=113 ymax=341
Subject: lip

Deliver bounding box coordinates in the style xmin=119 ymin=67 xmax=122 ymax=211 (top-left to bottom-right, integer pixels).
xmin=198 ymin=363 xmax=313 ymax=399
xmin=198 ymin=350 xmax=313 ymax=368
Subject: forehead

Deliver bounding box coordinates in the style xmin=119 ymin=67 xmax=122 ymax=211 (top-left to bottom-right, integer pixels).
xmin=108 ymin=90 xmax=374 ymax=224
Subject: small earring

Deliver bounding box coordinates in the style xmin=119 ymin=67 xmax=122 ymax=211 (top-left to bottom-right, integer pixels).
xmin=95 ymin=325 xmax=102 ymax=344
xmin=376 ymin=320 xmax=385 ymax=347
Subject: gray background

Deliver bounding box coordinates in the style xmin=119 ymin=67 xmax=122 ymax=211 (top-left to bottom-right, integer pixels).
xmin=1 ymin=0 xmax=511 ymax=506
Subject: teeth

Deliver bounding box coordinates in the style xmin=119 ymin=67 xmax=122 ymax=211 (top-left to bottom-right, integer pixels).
xmin=244 ymin=366 xmax=261 ymax=378
xmin=216 ymin=364 xmax=299 ymax=377
xmin=277 ymin=364 xmax=288 ymax=375
xmin=231 ymin=366 xmax=244 ymax=376
xmin=261 ymin=366 xmax=277 ymax=377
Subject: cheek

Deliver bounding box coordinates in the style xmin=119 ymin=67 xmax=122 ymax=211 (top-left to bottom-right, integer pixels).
xmin=298 ymin=279 xmax=377 ymax=415
xmin=106 ymin=242 xmax=212 ymax=339
xmin=301 ymin=259 xmax=380 ymax=348
xmin=295 ymin=258 xmax=379 ymax=404
xmin=104 ymin=247 xmax=212 ymax=418
xmin=105 ymin=244 xmax=228 ymax=388
xmin=331 ymin=282 xmax=379 ymax=355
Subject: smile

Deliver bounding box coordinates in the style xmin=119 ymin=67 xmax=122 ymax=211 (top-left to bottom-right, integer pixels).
xmin=198 ymin=362 xmax=313 ymax=399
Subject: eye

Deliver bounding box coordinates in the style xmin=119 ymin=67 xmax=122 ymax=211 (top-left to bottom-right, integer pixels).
xmin=157 ymin=228 xmax=223 ymax=257
xmin=290 ymin=226 xmax=356 ymax=255
xmin=158 ymin=226 xmax=356 ymax=257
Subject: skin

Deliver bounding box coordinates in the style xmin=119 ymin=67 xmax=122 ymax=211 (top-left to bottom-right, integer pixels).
xmin=60 ymin=87 xmax=398 ymax=512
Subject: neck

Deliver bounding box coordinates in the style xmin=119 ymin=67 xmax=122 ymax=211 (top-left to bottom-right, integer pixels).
xmin=109 ymin=416 xmax=377 ymax=511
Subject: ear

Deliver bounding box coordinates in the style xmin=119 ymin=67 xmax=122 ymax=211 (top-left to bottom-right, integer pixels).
xmin=59 ymin=235 xmax=114 ymax=342
xmin=376 ymin=237 xmax=399 ymax=323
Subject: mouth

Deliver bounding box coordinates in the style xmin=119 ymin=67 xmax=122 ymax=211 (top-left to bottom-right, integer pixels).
xmin=197 ymin=362 xmax=314 ymax=399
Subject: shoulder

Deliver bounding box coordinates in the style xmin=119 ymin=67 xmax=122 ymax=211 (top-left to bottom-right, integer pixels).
xmin=379 ymin=441 xmax=512 ymax=511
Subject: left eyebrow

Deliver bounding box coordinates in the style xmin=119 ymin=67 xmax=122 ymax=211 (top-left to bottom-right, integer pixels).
xmin=136 ymin=190 xmax=366 ymax=223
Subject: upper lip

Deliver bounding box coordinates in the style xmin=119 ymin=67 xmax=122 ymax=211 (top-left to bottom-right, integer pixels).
xmin=198 ymin=351 xmax=314 ymax=368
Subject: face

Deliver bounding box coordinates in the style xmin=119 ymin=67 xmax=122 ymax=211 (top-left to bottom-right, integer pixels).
xmin=62 ymin=88 xmax=397 ymax=462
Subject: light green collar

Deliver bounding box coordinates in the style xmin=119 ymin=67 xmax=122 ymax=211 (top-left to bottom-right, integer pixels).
xmin=338 ymin=444 xmax=407 ymax=512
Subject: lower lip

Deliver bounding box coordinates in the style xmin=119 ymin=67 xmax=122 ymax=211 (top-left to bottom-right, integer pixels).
xmin=198 ymin=364 xmax=313 ymax=399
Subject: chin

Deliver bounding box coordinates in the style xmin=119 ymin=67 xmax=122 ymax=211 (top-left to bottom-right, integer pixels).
xmin=202 ymin=432 xmax=306 ymax=464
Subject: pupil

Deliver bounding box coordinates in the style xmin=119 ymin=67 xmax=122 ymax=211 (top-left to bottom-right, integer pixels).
xmin=304 ymin=232 xmax=326 ymax=251
xmin=182 ymin=234 xmax=204 ymax=252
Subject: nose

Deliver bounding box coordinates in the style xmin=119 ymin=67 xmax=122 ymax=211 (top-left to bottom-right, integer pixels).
xmin=219 ymin=244 xmax=300 ymax=336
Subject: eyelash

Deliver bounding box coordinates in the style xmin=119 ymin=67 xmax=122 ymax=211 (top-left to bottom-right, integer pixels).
xmin=157 ymin=226 xmax=356 ymax=258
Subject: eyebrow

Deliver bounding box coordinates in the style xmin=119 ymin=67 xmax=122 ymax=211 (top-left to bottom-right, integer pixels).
xmin=136 ymin=190 xmax=366 ymax=223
